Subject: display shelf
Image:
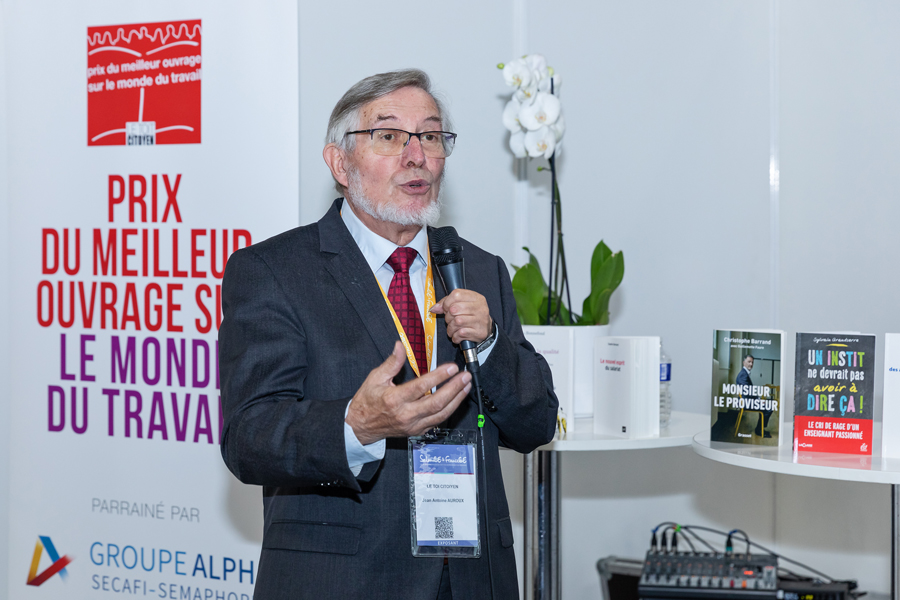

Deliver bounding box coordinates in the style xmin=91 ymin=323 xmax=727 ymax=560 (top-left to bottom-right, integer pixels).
xmin=538 ymin=410 xmax=708 ymax=452
xmin=692 ymin=431 xmax=900 ymax=484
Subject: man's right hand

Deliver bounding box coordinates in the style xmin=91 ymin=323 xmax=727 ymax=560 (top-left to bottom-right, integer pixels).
xmin=346 ymin=341 xmax=472 ymax=445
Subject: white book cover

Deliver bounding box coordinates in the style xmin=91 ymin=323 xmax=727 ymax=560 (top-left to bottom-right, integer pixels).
xmin=593 ymin=337 xmax=660 ymax=438
xmin=882 ymin=334 xmax=900 ymax=458
xmin=523 ymin=326 xmax=576 ymax=424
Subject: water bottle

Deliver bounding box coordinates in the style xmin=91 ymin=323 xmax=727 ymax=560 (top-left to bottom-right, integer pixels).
xmin=659 ymin=340 xmax=672 ymax=428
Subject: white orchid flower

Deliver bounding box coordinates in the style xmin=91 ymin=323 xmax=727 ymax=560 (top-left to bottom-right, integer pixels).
xmin=518 ymin=92 xmax=561 ymax=131
xmin=502 ymin=58 xmax=532 ymax=89
xmin=514 ymin=80 xmax=539 ymax=104
xmin=550 ymin=112 xmax=565 ymax=141
xmin=502 ymin=98 xmax=523 ymax=132
xmin=525 ymin=54 xmax=549 ymax=81
xmin=524 ymin=126 xmax=556 ymax=159
xmin=538 ymin=73 xmax=562 ymax=95
xmin=509 ymin=130 xmax=527 ymax=158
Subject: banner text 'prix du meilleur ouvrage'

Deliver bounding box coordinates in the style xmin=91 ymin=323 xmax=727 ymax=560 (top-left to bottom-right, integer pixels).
xmin=36 ymin=173 xmax=252 ymax=446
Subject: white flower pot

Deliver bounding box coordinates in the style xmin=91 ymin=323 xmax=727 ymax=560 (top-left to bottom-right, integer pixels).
xmin=523 ymin=325 xmax=609 ymax=422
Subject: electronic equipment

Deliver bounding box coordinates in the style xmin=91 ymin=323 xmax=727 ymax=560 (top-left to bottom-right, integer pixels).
xmin=777 ymin=579 xmax=852 ymax=600
xmin=638 ymin=551 xmax=778 ymax=600
xmin=616 ymin=523 xmax=861 ymax=600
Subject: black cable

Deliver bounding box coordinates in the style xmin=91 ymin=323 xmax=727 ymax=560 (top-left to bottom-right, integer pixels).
xmin=652 ymin=522 xmax=715 ymax=554
xmin=653 ymin=522 xmax=833 ymax=581
xmin=680 ymin=524 xmax=835 ymax=583
xmin=658 ymin=526 xmax=675 ymax=553
xmin=682 ymin=528 xmax=717 ymax=553
xmin=469 ymin=370 xmax=496 ymax=600
xmin=678 ymin=530 xmax=698 ymax=554
xmin=730 ymin=528 xmax=752 ymax=554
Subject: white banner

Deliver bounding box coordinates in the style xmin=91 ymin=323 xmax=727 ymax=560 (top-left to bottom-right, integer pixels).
xmin=6 ymin=2 xmax=298 ymax=598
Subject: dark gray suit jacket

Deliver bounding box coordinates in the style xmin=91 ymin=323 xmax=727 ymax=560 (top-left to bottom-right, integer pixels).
xmin=219 ymin=199 xmax=558 ymax=599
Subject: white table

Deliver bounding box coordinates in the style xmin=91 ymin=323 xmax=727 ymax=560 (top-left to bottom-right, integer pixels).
xmin=524 ymin=411 xmax=709 ymax=600
xmin=692 ymin=431 xmax=900 ymax=600
xmin=542 ymin=411 xmax=710 ymax=452
xmin=692 ymin=431 xmax=900 ymax=484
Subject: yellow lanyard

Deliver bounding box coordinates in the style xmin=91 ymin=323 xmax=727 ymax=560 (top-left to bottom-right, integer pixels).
xmin=376 ymin=247 xmax=436 ymax=378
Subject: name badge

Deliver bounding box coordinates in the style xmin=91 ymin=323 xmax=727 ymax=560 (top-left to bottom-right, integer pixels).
xmin=408 ymin=430 xmax=480 ymax=558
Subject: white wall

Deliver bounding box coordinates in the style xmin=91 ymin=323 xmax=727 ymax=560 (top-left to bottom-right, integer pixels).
xmin=0 ymin=1 xmax=10 ymax=595
xmin=773 ymin=1 xmax=900 ymax=591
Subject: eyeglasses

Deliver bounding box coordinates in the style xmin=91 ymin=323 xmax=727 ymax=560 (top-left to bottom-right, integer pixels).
xmin=345 ymin=128 xmax=457 ymax=158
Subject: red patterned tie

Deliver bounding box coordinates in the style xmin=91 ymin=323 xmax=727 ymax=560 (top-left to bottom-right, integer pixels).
xmin=386 ymin=247 xmax=428 ymax=373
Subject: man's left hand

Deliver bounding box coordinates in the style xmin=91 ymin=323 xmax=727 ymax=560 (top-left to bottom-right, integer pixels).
xmin=430 ymin=289 xmax=492 ymax=346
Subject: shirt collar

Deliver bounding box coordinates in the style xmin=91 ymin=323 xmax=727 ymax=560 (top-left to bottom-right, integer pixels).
xmin=340 ymin=199 xmax=429 ymax=272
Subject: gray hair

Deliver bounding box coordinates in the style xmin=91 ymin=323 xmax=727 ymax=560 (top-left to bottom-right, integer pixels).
xmin=325 ymin=69 xmax=452 ymax=194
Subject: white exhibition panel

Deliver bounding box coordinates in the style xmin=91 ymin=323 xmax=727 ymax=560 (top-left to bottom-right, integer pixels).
xmin=0 ymin=1 xmax=11 ymax=591
xmin=5 ymin=1 xmax=298 ymax=598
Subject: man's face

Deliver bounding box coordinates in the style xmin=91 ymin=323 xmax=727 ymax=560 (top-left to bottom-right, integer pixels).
xmin=743 ymin=356 xmax=754 ymax=371
xmin=344 ymin=86 xmax=445 ymax=226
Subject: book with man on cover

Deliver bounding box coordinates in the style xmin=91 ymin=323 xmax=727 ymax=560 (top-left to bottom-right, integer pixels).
xmin=793 ymin=333 xmax=875 ymax=455
xmin=710 ymin=329 xmax=784 ymax=446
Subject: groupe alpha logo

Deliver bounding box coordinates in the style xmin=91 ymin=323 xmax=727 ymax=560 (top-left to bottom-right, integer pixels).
xmin=26 ymin=536 xmax=73 ymax=587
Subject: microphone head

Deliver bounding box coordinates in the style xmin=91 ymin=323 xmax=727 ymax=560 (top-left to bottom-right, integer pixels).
xmin=429 ymin=226 xmax=463 ymax=266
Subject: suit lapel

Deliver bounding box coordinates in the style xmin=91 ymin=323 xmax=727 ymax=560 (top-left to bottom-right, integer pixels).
xmin=319 ymin=199 xmax=400 ymax=363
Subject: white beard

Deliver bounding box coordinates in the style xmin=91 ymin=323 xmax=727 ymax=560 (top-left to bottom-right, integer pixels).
xmin=347 ymin=167 xmax=443 ymax=227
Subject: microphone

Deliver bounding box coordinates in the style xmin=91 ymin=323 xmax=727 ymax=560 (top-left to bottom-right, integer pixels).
xmin=428 ymin=226 xmax=479 ymax=368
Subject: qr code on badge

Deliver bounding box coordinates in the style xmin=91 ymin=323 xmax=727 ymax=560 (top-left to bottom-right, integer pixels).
xmin=435 ymin=516 xmax=454 ymax=539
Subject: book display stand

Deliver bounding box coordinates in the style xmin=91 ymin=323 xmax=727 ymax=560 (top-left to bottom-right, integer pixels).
xmin=523 ymin=411 xmax=709 ymax=599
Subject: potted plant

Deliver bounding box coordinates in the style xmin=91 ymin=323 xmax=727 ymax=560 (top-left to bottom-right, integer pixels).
xmin=499 ymin=55 xmax=625 ymax=426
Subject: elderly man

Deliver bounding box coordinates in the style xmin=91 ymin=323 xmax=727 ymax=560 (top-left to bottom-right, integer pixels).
xmin=219 ymin=69 xmax=557 ymax=600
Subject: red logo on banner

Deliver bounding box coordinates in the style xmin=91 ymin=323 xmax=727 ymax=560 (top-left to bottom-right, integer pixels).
xmin=87 ymin=20 xmax=201 ymax=146
xmin=793 ymin=415 xmax=873 ymax=455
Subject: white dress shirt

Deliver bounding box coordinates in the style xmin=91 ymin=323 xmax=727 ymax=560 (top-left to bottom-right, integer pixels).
xmin=340 ymin=201 xmax=495 ymax=475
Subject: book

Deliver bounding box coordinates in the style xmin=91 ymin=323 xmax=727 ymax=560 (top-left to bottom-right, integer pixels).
xmin=793 ymin=333 xmax=875 ymax=455
xmin=882 ymin=334 xmax=900 ymax=458
xmin=710 ymin=329 xmax=784 ymax=446
xmin=593 ymin=336 xmax=660 ymax=439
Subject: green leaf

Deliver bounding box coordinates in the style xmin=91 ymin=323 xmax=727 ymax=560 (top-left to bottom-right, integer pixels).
xmin=511 ymin=263 xmax=548 ymax=312
xmin=579 ymin=296 xmax=594 ymax=325
xmin=522 ymin=246 xmax=542 ymax=271
xmin=609 ymin=251 xmax=624 ymax=290
xmin=581 ymin=241 xmax=624 ymax=327
xmin=538 ymin=292 xmax=572 ymax=326
xmin=513 ymin=290 xmax=541 ymax=325
xmin=591 ymin=252 xmax=616 ymax=292
xmin=590 ymin=241 xmax=612 ymax=282
xmin=589 ymin=288 xmax=613 ymax=327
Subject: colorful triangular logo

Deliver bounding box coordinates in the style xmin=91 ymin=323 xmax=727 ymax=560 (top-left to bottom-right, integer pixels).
xmin=26 ymin=536 xmax=72 ymax=586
